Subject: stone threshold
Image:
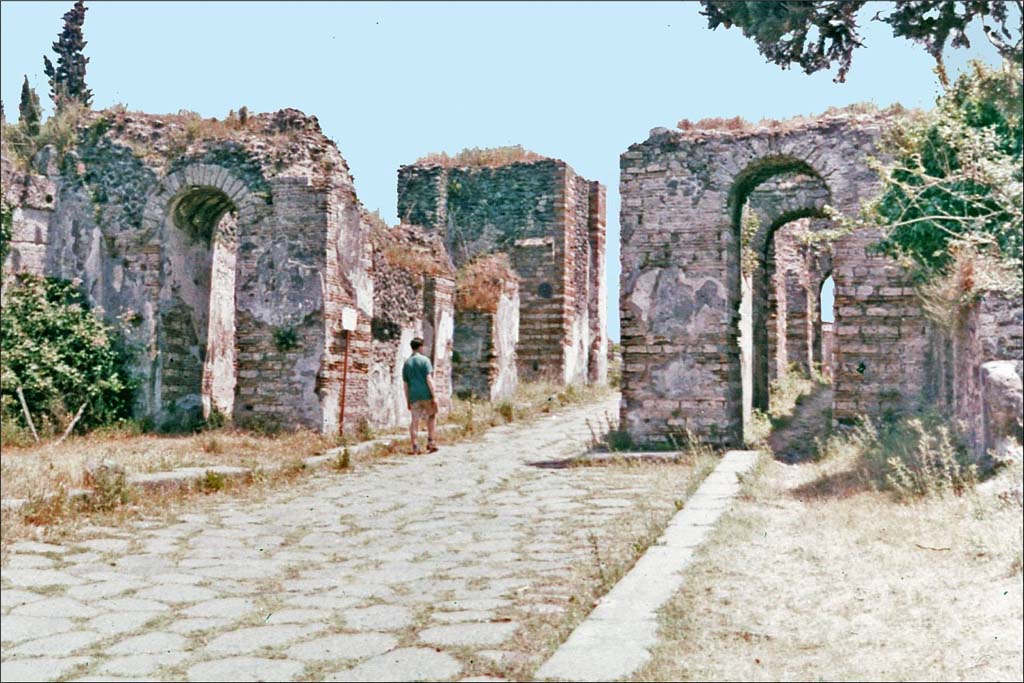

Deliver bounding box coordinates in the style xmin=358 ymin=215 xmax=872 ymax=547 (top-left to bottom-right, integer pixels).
xmin=534 ymin=449 xmax=761 ymax=682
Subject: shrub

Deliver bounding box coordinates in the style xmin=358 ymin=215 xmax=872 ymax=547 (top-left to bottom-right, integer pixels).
xmin=0 ymin=274 xmax=136 ymax=439
xmin=817 ymin=413 xmax=978 ymax=499
xmin=496 ymin=401 xmax=515 ymax=423
xmin=871 ymin=62 xmax=1022 ymax=275
xmin=456 ymin=253 xmax=517 ymax=313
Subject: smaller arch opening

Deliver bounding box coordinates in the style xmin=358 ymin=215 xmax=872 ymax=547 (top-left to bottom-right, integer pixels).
xmin=173 ymin=187 xmax=237 ymax=246
xmin=160 ymin=185 xmax=240 ymax=428
xmin=817 ymin=274 xmax=835 ymax=380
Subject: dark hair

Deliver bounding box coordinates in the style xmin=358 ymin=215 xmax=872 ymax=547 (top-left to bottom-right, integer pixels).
xmin=411 ymin=337 xmax=424 ymax=351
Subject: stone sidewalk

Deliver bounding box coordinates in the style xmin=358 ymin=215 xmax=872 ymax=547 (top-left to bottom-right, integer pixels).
xmin=1 ymin=396 xmax=711 ymax=682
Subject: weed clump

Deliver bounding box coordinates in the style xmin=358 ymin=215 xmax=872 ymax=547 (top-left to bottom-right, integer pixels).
xmin=817 ymin=413 xmax=978 ymax=500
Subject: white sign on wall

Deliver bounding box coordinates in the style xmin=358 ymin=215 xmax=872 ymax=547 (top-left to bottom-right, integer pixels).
xmin=341 ymin=307 xmax=358 ymax=332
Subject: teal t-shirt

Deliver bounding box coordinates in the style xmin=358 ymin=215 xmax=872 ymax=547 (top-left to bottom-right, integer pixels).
xmin=402 ymin=353 xmax=433 ymax=402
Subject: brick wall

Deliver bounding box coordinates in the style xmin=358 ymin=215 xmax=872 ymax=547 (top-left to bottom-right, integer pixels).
xmin=397 ymin=158 xmax=605 ymax=388
xmin=620 ymin=112 xmax=893 ymax=447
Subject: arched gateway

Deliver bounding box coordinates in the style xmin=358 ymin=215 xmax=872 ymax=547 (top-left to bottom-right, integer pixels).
xmin=619 ymin=108 xmax=933 ymax=448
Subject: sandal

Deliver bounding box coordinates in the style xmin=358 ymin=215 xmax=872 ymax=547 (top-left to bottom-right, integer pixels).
xmin=410 ymin=444 xmax=421 ymax=455
xmin=426 ymin=442 xmax=439 ymax=453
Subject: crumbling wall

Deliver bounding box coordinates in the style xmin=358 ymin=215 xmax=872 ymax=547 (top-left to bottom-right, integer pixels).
xmin=453 ymin=261 xmax=519 ymax=402
xmin=937 ymin=291 xmax=1024 ymax=462
xmin=1 ymin=108 xmax=424 ymax=436
xmin=397 ymin=157 xmax=605 ymax=387
xmin=830 ymin=227 xmax=932 ymax=424
xmin=1 ymin=158 xmax=57 ymax=278
xmin=452 ymin=253 xmax=520 ymax=401
xmin=367 ymin=222 xmax=455 ymax=428
xmin=619 ymin=109 xmax=920 ymax=447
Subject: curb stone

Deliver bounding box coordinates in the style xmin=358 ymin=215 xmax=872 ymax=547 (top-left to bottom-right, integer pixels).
xmin=534 ymin=449 xmax=761 ymax=682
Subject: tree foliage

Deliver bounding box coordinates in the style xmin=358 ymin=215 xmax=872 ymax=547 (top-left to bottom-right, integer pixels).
xmin=1 ymin=275 xmax=136 ymax=434
xmin=18 ymin=77 xmax=42 ymax=137
xmin=0 ymin=200 xmax=12 ymax=265
xmin=701 ymin=1 xmax=1023 ymax=82
xmin=871 ymin=62 xmax=1023 ymax=275
xmin=43 ymin=0 xmax=93 ymax=111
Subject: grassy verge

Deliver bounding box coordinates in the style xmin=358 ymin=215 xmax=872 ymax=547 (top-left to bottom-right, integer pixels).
xmin=0 ymin=381 xmax=611 ymax=545
xmin=631 ymin=443 xmax=1023 ymax=681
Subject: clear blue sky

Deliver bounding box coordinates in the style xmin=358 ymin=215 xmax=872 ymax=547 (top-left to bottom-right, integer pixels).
xmin=1 ymin=2 xmax=1004 ymax=336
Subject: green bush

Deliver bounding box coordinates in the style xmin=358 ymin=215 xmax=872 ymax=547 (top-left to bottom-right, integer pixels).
xmin=0 ymin=274 xmax=136 ymax=437
xmin=872 ymin=63 xmax=1022 ymax=274
xmin=0 ymin=200 xmax=12 ymax=265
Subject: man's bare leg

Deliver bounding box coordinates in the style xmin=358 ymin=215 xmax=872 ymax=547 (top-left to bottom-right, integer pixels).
xmin=409 ymin=412 xmax=420 ymax=453
xmin=426 ymin=413 xmax=437 ymax=452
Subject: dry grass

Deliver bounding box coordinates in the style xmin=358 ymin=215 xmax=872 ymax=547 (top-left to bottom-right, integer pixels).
xmin=676 ymin=103 xmax=916 ymax=136
xmin=371 ymin=221 xmax=454 ymax=278
xmin=456 ymin=253 xmax=518 ymax=313
xmin=1 ymin=381 xmax=612 ymax=545
xmin=0 ymin=426 xmax=336 ymax=502
xmin=632 ymin=451 xmax=1024 ymax=682
xmin=415 ymin=145 xmax=547 ymax=168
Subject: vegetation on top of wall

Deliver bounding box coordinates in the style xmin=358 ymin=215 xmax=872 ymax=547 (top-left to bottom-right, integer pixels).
xmin=416 ymin=145 xmax=548 ymax=168
xmin=1 ymin=102 xmax=88 ymax=172
xmin=1 ymin=274 xmax=136 ymax=445
xmin=678 ymin=103 xmax=911 ymax=135
xmin=0 ymin=199 xmax=13 ymax=265
xmin=871 ymin=62 xmax=1022 ymax=280
xmin=370 ymin=220 xmax=454 ymax=278
xmin=456 ymin=253 xmax=518 ymax=313
xmin=75 ymin=115 xmax=158 ymax=231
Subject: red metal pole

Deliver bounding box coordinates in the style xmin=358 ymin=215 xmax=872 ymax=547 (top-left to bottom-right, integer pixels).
xmin=339 ymin=329 xmax=350 ymax=436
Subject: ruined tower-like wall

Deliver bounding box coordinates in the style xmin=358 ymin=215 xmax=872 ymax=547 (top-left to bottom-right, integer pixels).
xmin=620 ymin=111 xmax=928 ymax=447
xmin=397 ymin=159 xmax=605 ymax=387
xmin=587 ymin=181 xmax=609 ymax=384
xmin=366 ymin=223 xmax=455 ymax=428
xmin=2 ymin=108 xmax=425 ymax=436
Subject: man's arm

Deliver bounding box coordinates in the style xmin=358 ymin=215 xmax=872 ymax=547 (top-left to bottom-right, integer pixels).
xmin=426 ymin=373 xmax=438 ymax=408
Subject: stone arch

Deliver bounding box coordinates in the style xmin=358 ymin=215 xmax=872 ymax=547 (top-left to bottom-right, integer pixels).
xmin=730 ymin=156 xmax=834 ymax=420
xmin=143 ymin=164 xmax=258 ymax=429
xmin=618 ymin=116 xmax=888 ymax=447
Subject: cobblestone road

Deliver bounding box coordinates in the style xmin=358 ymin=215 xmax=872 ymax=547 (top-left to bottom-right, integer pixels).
xmin=2 ymin=396 xmax=707 ymax=682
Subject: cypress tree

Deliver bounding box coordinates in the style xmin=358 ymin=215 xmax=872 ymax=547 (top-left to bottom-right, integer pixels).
xmin=19 ymin=76 xmax=42 ymax=137
xmin=43 ymin=0 xmax=93 ymax=111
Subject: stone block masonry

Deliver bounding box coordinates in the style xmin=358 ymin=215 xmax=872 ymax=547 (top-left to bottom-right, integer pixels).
xmin=619 ymin=108 xmax=935 ymax=447
xmin=397 ymin=156 xmax=607 ymax=388
xmin=453 ymin=273 xmax=520 ymax=402
xmin=0 ymin=108 xmax=449 ymax=436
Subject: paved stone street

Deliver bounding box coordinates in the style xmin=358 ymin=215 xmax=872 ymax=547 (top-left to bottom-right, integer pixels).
xmin=1 ymin=396 xmax=710 ymax=682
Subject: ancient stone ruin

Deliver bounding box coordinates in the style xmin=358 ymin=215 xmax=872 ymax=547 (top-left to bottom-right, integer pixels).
xmin=397 ymin=156 xmax=608 ymax=392
xmin=620 ymin=108 xmax=1023 ymax=456
xmin=2 ymin=109 xmax=610 ymax=436
xmin=452 ymin=254 xmax=520 ymax=402
xmin=1 ymin=108 xmax=456 ymax=435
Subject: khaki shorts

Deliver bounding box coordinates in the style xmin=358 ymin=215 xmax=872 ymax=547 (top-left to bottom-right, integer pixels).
xmin=410 ymin=400 xmax=437 ymax=420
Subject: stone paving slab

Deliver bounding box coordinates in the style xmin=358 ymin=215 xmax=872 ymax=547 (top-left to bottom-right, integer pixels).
xmin=2 ymin=396 xmax=719 ymax=681
xmin=534 ymin=450 xmax=760 ymax=682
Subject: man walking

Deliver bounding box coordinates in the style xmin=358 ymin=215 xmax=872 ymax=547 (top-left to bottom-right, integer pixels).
xmin=402 ymin=337 xmax=438 ymax=454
